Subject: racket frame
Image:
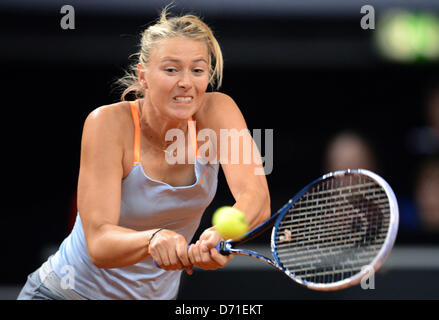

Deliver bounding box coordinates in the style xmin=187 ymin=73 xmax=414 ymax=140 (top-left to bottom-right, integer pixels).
xmin=218 ymin=169 xmax=399 ymax=291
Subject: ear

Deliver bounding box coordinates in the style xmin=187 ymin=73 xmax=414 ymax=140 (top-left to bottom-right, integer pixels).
xmin=137 ymin=63 xmax=148 ymax=89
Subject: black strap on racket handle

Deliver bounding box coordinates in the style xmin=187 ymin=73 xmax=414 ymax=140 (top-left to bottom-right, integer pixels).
xmin=217 ymin=241 xmax=231 ymax=255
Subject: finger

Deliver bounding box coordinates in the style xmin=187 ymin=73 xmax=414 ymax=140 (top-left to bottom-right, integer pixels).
xmin=209 ymin=247 xmax=233 ymax=268
xmin=192 ymin=240 xmax=203 ymax=265
xmin=168 ymin=237 xmax=185 ymax=270
xmin=176 ymin=242 xmax=191 ymax=268
xmin=185 ymin=265 xmax=193 ymax=275
xmin=158 ymin=246 xmax=172 ymax=269
xmin=168 ymin=241 xmax=186 ymax=270
xmin=151 ymin=248 xmax=165 ymax=268
xmin=200 ymin=240 xmax=209 ymax=253
xmin=201 ymin=237 xmax=218 ymax=251
xmin=188 ymin=244 xmax=202 ymax=270
xmin=199 ymin=240 xmax=217 ymax=270
xmin=168 ymin=248 xmax=183 ymax=270
xmin=188 ymin=244 xmax=195 ymax=265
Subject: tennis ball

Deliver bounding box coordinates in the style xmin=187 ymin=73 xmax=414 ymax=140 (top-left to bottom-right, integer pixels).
xmin=212 ymin=206 xmax=249 ymax=240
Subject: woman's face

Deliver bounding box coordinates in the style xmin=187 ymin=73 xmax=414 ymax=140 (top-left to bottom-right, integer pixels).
xmin=140 ymin=37 xmax=210 ymax=121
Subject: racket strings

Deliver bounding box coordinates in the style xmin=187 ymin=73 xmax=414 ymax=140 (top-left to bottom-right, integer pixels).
xmin=274 ymin=174 xmax=390 ymax=284
xmin=279 ymin=198 xmax=390 ymax=231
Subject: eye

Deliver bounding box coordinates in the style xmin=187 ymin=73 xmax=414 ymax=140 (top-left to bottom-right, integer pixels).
xmin=193 ymin=68 xmax=205 ymax=74
xmin=165 ymin=67 xmax=178 ymax=73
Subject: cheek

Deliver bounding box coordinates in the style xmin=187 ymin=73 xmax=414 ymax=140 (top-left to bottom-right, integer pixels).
xmin=148 ymin=75 xmax=175 ymax=99
xmin=195 ymin=76 xmax=210 ymax=93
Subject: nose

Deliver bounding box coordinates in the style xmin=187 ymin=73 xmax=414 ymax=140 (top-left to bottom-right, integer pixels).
xmin=177 ymin=70 xmax=193 ymax=89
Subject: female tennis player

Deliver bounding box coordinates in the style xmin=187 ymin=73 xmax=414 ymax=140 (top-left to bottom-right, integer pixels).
xmin=17 ymin=7 xmax=270 ymax=300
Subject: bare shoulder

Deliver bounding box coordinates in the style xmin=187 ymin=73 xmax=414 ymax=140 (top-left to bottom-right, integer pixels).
xmin=79 ymin=101 xmax=133 ymax=174
xmin=196 ymin=92 xmax=246 ymax=130
xmin=82 ymin=101 xmax=132 ymax=141
xmin=201 ymin=92 xmax=240 ymax=114
xmin=85 ymin=101 xmax=130 ymax=127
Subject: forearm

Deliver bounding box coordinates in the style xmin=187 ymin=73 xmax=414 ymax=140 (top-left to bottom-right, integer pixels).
xmin=87 ymin=224 xmax=160 ymax=269
xmin=232 ymin=188 xmax=271 ymax=229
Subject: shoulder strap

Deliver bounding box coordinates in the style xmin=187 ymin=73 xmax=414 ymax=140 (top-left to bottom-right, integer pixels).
xmin=188 ymin=117 xmax=200 ymax=159
xmin=128 ymin=101 xmax=141 ymax=165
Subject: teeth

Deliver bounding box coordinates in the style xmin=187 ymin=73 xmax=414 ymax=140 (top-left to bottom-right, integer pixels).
xmin=174 ymin=97 xmax=192 ymax=102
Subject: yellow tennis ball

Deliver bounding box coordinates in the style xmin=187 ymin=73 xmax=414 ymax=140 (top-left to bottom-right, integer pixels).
xmin=212 ymin=206 xmax=249 ymax=240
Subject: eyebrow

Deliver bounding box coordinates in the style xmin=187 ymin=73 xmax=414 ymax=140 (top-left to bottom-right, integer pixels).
xmin=161 ymin=57 xmax=208 ymax=64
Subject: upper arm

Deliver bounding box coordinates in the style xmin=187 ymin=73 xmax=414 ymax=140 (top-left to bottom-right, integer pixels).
xmin=77 ymin=106 xmax=125 ymax=246
xmin=205 ymin=93 xmax=270 ymax=208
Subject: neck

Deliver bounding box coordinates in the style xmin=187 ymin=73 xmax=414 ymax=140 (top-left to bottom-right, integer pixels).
xmin=138 ymin=98 xmax=189 ymax=150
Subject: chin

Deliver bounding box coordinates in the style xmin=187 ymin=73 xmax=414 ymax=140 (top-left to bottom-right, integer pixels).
xmin=168 ymin=105 xmax=197 ymax=120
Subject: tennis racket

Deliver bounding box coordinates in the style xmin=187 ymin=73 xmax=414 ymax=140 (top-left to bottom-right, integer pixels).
xmin=216 ymin=169 xmax=399 ymax=291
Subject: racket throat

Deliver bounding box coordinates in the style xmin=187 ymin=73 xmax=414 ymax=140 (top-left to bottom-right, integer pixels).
xmin=235 ymin=248 xmax=283 ymax=271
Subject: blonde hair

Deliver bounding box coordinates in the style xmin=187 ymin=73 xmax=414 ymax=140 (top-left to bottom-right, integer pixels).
xmin=116 ymin=5 xmax=223 ymax=101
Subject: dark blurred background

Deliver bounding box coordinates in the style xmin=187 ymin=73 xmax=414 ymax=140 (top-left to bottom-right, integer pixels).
xmin=1 ymin=0 xmax=439 ymax=299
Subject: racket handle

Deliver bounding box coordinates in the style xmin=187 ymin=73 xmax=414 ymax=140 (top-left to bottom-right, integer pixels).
xmin=216 ymin=241 xmax=231 ymax=256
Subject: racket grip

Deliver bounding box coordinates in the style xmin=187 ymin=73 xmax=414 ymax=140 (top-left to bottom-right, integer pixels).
xmin=216 ymin=241 xmax=231 ymax=256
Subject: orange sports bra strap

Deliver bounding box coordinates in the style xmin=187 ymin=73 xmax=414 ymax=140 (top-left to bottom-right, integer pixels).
xmin=188 ymin=116 xmax=200 ymax=159
xmin=128 ymin=101 xmax=141 ymax=165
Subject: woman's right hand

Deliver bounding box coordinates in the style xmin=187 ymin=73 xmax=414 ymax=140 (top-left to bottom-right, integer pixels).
xmin=148 ymin=229 xmax=193 ymax=275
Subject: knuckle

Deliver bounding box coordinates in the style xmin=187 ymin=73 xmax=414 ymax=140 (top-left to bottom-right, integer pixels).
xmin=195 ymin=254 xmax=203 ymax=264
xmin=173 ymin=234 xmax=184 ymax=241
xmin=149 ymin=240 xmax=158 ymax=250
xmin=201 ymin=255 xmax=211 ymax=264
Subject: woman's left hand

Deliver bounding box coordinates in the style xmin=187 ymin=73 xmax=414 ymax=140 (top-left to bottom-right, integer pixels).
xmin=188 ymin=227 xmax=234 ymax=271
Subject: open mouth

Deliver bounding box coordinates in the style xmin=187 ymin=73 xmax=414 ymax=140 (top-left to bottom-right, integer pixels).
xmin=173 ymin=96 xmax=193 ymax=103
